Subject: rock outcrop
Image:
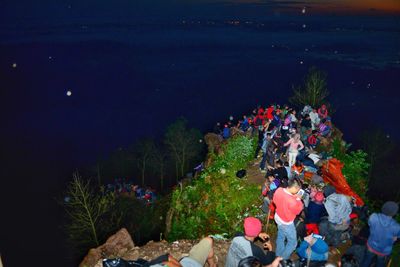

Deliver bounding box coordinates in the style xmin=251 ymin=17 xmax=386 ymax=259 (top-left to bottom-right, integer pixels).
xmin=80 ymin=229 xmax=231 ymax=267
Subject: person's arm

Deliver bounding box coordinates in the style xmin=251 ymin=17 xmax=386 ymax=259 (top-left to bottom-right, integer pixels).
xmin=298 ymin=140 xmax=305 ymax=150
xmin=284 ymin=139 xmax=292 ymax=147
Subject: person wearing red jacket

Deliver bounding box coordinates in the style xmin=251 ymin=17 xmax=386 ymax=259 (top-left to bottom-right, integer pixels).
xmin=273 ymin=178 xmax=304 ymax=260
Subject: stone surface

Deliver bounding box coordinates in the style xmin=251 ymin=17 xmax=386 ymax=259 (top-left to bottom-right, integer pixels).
xmin=80 ymin=228 xmax=135 ymax=267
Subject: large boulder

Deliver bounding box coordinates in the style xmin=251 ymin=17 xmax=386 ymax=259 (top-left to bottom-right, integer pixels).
xmin=204 ymin=133 xmax=223 ymax=155
xmin=80 ymin=228 xmax=135 ymax=267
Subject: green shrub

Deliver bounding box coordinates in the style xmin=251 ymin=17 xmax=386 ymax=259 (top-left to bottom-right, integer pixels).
xmin=329 ymin=138 xmax=370 ymax=200
xmin=168 ymin=135 xmax=263 ymax=241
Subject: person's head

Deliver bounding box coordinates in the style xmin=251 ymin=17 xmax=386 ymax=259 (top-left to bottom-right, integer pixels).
xmin=321 ymin=104 xmax=327 ymax=110
xmin=323 ymin=185 xmax=336 ymax=198
xmin=238 ymin=256 xmax=261 ymax=267
xmin=293 ymin=133 xmax=301 ymax=141
xmin=312 ymin=129 xmax=318 ymax=135
xmin=304 ymin=114 xmax=310 ymax=119
xmin=243 ymin=217 xmax=262 ymax=238
xmin=381 ymin=201 xmax=399 ymax=217
xmin=313 ymin=191 xmax=325 ymax=204
xmin=276 ymin=159 xmax=283 ymax=167
xmin=287 ymin=178 xmax=302 ymax=195
xmin=267 ymin=173 xmax=275 ymax=182
xmin=266 ymin=133 xmax=272 ymax=139
xmin=284 ymin=161 xmax=289 ymax=167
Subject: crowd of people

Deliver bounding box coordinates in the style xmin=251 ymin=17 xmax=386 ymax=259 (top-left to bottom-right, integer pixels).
xmin=209 ymin=103 xmax=399 ymax=267
xmin=103 ymin=103 xmax=399 ymax=267
xmin=104 ymin=178 xmax=157 ymax=204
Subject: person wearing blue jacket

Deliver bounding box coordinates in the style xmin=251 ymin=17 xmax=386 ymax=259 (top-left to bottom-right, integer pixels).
xmin=297 ymin=234 xmax=328 ymax=262
xmin=361 ymin=201 xmax=400 ymax=267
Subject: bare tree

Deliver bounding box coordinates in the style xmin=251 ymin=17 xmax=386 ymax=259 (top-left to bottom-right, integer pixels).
xmin=152 ymin=145 xmax=168 ymax=191
xmin=64 ymin=172 xmax=116 ymax=250
xmin=164 ymin=118 xmax=203 ymax=181
xmin=290 ymin=67 xmax=329 ymax=108
xmin=135 ymin=138 xmax=156 ymax=186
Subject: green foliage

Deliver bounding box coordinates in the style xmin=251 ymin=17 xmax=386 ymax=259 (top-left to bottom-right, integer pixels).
xmin=168 ymin=135 xmax=263 ymax=241
xmin=63 ymin=172 xmax=121 ymax=253
xmin=289 ymin=67 xmax=329 ymax=108
xmin=329 ymin=138 xmax=370 ymax=200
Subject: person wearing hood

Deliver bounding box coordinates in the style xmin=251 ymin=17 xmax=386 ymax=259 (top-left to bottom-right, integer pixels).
xmin=320 ymin=186 xmax=352 ymax=246
xmin=361 ymin=201 xmax=400 ymax=267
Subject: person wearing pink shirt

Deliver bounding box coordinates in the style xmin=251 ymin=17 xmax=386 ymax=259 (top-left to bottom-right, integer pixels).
xmin=284 ymin=133 xmax=304 ymax=168
xmin=273 ymin=178 xmax=304 ymax=260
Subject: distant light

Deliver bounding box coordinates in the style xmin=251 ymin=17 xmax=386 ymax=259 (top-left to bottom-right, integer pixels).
xmin=334 ymin=50 xmax=338 ymax=54
xmin=199 ymin=139 xmax=203 ymax=143
xmin=229 ymin=115 xmax=234 ymax=121
xmin=49 ymin=56 xmax=52 ymax=60
xmin=305 ymin=48 xmax=309 ymax=52
xmin=302 ymin=24 xmax=307 ymax=28
xmin=300 ymin=61 xmax=304 ymax=65
xmin=302 ymin=7 xmax=306 ymax=14
xmin=12 ymin=63 xmax=17 ymax=68
xmin=66 ymin=90 xmax=72 ymax=96
xmin=386 ymin=135 xmax=390 ymax=138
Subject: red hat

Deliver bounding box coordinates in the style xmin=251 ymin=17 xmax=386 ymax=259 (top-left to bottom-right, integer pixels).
xmin=244 ymin=217 xmax=262 ymax=237
xmin=314 ymin=191 xmax=325 ymax=204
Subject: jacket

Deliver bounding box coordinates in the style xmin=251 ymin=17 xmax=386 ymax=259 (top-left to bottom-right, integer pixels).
xmin=367 ymin=213 xmax=400 ymax=255
xmin=324 ymin=193 xmax=351 ymax=225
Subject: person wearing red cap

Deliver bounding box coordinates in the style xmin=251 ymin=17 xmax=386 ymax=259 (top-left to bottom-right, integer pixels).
xmin=225 ymin=217 xmax=282 ymax=267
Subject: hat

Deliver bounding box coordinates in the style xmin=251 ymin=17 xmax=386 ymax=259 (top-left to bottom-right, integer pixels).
xmin=311 ymin=238 xmax=328 ymax=254
xmin=381 ymin=201 xmax=399 ymax=217
xmin=244 ymin=217 xmax=262 ymax=237
xmin=314 ymin=191 xmax=325 ymax=204
xmin=323 ymin=185 xmax=336 ymax=197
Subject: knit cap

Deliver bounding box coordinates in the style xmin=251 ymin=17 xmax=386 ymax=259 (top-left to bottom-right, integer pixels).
xmin=244 ymin=217 xmax=262 ymax=237
xmin=323 ymin=185 xmax=336 ymax=197
xmin=381 ymin=201 xmax=399 ymax=217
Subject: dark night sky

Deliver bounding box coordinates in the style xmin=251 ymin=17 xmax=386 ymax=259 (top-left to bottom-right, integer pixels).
xmin=1 ymin=1 xmax=400 ymax=266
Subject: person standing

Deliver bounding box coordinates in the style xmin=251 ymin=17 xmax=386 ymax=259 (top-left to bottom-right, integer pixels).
xmin=284 ymin=133 xmax=304 ymax=168
xmin=273 ymin=178 xmax=304 ymax=260
xmin=361 ymin=201 xmax=400 ymax=267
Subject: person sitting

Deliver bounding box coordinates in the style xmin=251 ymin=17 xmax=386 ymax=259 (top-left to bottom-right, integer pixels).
xmin=222 ymin=124 xmax=231 ymax=139
xmin=317 ymin=104 xmax=328 ymax=120
xmin=307 ymin=130 xmax=320 ymax=150
xmin=309 ymin=109 xmax=320 ymax=130
xmin=318 ymin=119 xmax=331 ymax=137
xmin=225 ymin=217 xmax=282 ymax=267
xmin=291 ymin=161 xmax=304 ymax=180
xmin=297 ymin=234 xmax=328 ymax=264
xmin=319 ymin=186 xmax=352 ymax=247
xmin=305 ymin=191 xmax=327 ymax=235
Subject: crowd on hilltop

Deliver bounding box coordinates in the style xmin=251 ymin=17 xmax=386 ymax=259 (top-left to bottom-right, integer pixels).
xmin=207 ymin=103 xmax=399 ymax=267
xmin=101 ymin=103 xmax=399 ymax=267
